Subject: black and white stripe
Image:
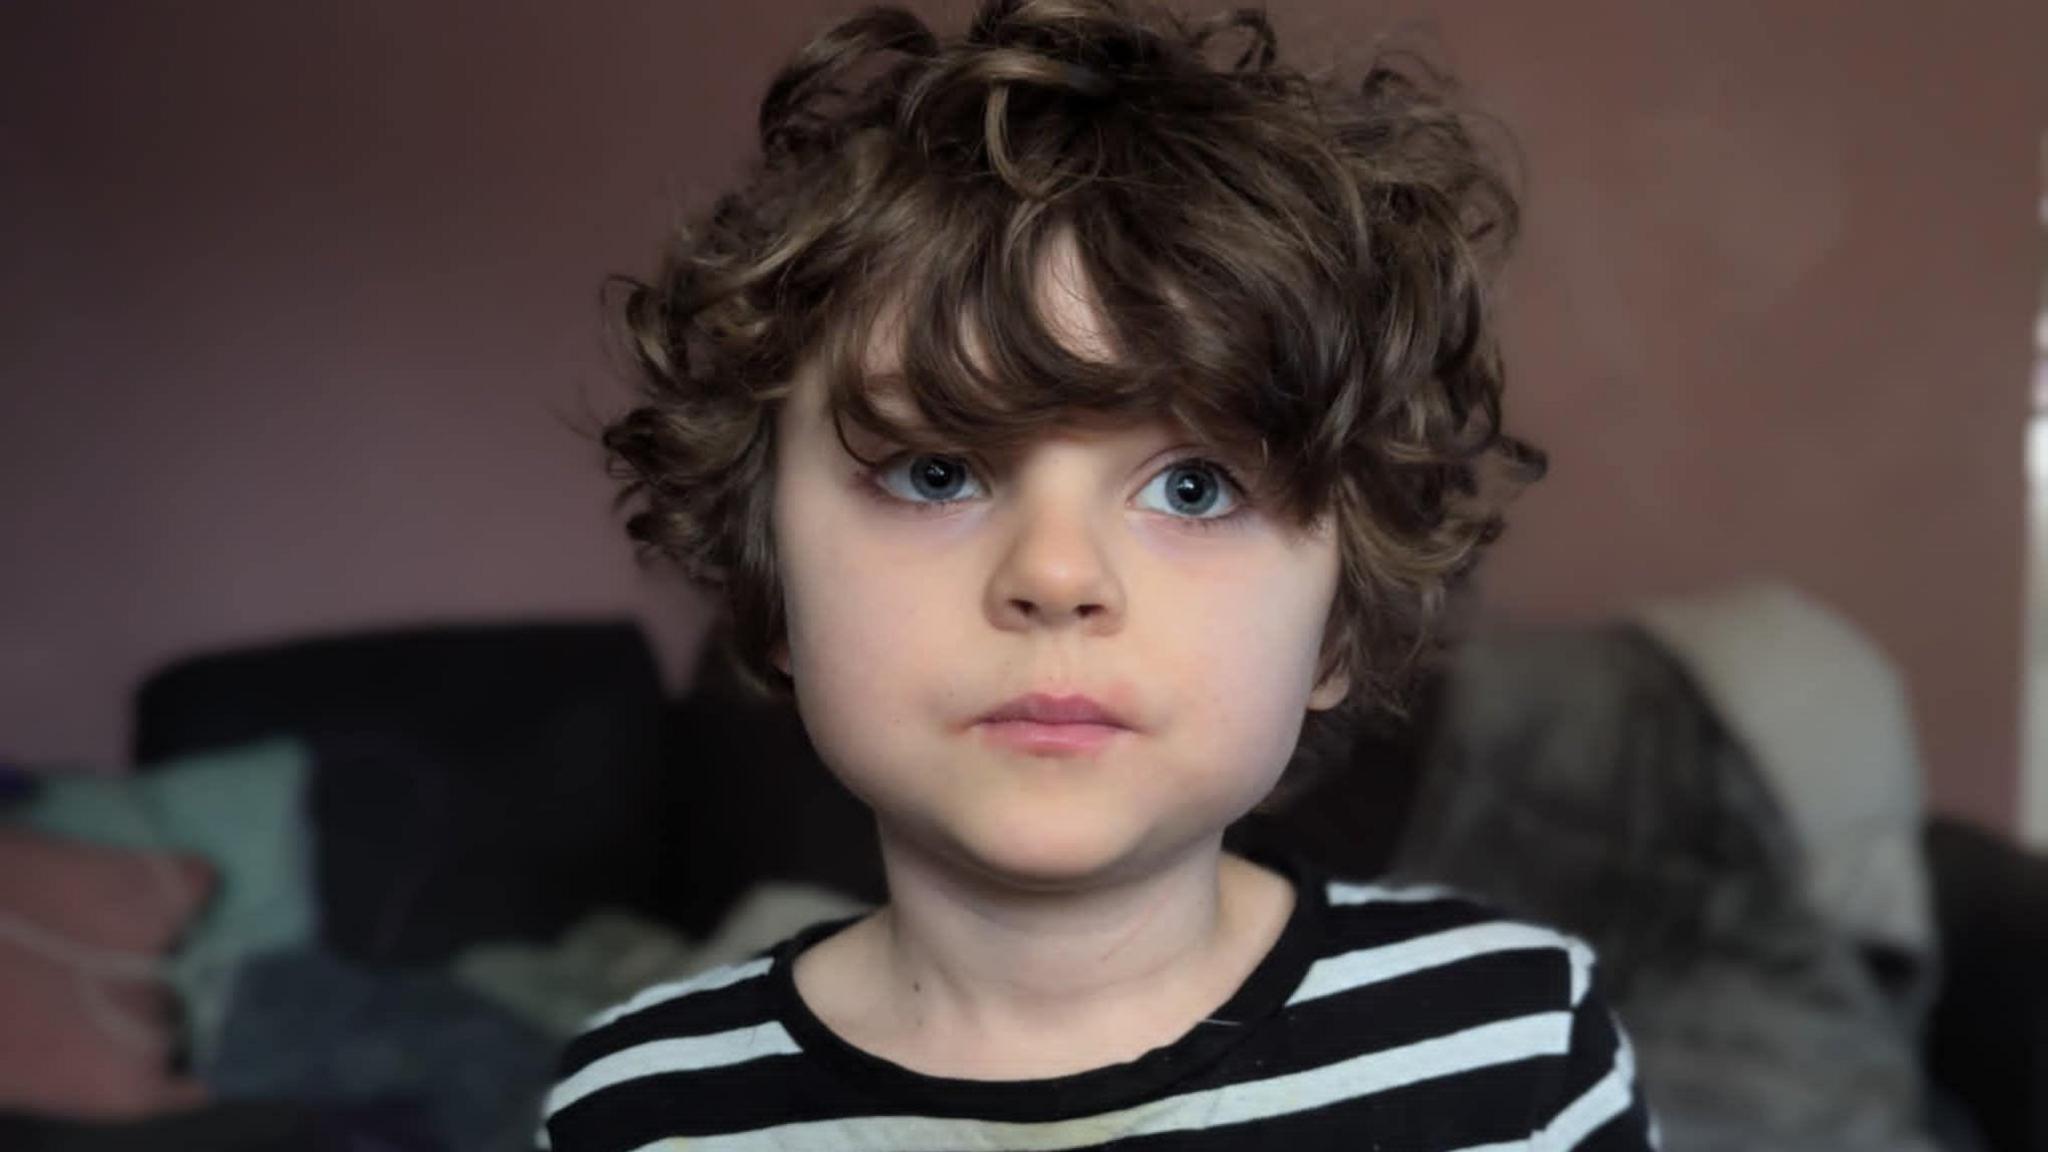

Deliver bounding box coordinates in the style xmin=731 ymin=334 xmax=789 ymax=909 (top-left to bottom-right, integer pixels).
xmin=540 ymin=862 xmax=1655 ymax=1152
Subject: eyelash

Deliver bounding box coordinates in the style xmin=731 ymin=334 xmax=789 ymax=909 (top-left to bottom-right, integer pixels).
xmin=857 ymin=452 xmax=1254 ymax=532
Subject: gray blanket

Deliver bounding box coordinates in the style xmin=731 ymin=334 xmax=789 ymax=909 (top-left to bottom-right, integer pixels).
xmin=1390 ymin=623 xmax=1942 ymax=1152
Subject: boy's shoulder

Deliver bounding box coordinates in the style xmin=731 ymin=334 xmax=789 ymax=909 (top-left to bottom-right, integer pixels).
xmin=580 ymin=950 xmax=785 ymax=1038
xmin=1307 ymin=875 xmax=1598 ymax=1010
xmin=1300 ymin=877 xmax=1652 ymax=1149
xmin=555 ymin=896 xmax=867 ymax=1056
xmin=543 ymin=948 xmax=798 ymax=1130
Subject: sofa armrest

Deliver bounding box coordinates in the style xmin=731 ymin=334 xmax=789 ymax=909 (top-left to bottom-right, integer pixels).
xmin=1923 ymin=816 xmax=2048 ymax=1152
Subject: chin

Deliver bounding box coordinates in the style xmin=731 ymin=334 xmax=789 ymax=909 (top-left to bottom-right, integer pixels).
xmin=938 ymin=804 xmax=1192 ymax=892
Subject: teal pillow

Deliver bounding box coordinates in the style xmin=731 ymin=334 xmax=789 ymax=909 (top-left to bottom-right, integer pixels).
xmin=10 ymin=735 xmax=316 ymax=1061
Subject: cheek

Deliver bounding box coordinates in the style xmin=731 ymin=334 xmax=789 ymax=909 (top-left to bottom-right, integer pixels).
xmin=1156 ymin=548 xmax=1337 ymax=750
xmin=776 ymin=499 xmax=962 ymax=736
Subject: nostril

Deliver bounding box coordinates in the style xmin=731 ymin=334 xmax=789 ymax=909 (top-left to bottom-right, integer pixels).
xmin=1002 ymin=598 xmax=1110 ymax=623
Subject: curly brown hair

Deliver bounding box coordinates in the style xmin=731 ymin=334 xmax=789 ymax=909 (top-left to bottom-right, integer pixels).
xmin=602 ymin=0 xmax=1544 ymax=764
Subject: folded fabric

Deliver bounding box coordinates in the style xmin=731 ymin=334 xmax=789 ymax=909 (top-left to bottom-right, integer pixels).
xmin=0 ymin=826 xmax=215 ymax=1118
xmin=456 ymin=883 xmax=871 ymax=1039
xmin=453 ymin=909 xmax=699 ymax=1040
xmin=204 ymin=948 xmax=556 ymax=1152
xmin=12 ymin=735 xmax=317 ymax=1066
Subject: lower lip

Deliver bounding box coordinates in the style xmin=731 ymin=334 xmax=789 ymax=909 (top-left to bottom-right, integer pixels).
xmin=976 ymin=720 xmax=1128 ymax=755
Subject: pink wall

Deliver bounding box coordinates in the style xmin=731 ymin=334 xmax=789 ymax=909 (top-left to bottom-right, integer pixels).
xmin=3 ymin=2 xmax=2043 ymax=830
xmin=1418 ymin=0 xmax=2048 ymax=833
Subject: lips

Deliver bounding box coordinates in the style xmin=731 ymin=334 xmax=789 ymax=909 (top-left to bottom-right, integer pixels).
xmin=977 ymin=692 xmax=1130 ymax=728
xmin=974 ymin=692 xmax=1134 ymax=756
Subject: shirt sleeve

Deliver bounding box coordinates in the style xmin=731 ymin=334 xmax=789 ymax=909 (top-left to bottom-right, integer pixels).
xmin=1532 ymin=959 xmax=1660 ymax=1151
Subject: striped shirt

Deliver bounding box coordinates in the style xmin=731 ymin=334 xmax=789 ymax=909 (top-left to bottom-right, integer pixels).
xmin=540 ymin=848 xmax=1657 ymax=1151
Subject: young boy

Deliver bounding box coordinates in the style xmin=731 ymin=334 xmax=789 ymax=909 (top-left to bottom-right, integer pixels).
xmin=545 ymin=1 xmax=1656 ymax=1148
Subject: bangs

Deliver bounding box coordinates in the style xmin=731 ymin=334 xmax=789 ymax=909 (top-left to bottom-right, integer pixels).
xmin=795 ymin=175 xmax=1354 ymax=524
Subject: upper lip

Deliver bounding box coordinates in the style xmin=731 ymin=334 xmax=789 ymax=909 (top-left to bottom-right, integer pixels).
xmin=978 ymin=692 xmax=1131 ymax=728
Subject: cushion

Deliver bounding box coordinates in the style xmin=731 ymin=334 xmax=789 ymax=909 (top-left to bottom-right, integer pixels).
xmin=12 ymin=736 xmax=316 ymax=1064
xmin=0 ymin=826 xmax=214 ymax=1117
xmin=129 ymin=621 xmax=666 ymax=963
xmin=1631 ymin=582 xmax=1934 ymax=963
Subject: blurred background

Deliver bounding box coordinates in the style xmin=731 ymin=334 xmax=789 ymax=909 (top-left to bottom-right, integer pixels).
xmin=2 ymin=2 xmax=2044 ymax=1151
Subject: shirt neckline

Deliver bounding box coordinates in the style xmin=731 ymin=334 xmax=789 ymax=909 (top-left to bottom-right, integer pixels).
xmin=769 ymin=842 xmax=1329 ymax=1122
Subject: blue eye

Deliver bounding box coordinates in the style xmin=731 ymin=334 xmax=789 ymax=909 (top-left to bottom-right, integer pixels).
xmin=875 ymin=454 xmax=985 ymax=504
xmin=1136 ymin=460 xmax=1239 ymax=520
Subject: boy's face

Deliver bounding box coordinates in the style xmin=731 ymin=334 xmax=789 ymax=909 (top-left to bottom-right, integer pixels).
xmin=769 ymin=240 xmax=1348 ymax=891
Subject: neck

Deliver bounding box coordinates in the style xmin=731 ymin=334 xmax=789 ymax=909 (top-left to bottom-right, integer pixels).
xmin=853 ymin=830 xmax=1288 ymax=1074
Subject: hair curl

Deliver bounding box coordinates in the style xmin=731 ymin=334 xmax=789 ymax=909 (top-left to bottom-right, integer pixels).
xmin=602 ymin=0 xmax=1545 ymax=770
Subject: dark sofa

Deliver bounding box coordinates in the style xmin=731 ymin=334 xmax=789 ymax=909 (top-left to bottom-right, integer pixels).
xmin=3 ymin=618 xmax=2041 ymax=1151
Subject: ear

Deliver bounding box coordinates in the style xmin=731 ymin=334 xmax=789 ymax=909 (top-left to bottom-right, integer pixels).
xmin=1306 ymin=666 xmax=1350 ymax=711
xmin=1306 ymin=610 xmax=1349 ymax=711
xmin=770 ymin=639 xmax=791 ymax=676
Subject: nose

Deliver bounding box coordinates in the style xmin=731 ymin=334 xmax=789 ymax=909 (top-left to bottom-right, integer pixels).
xmin=985 ymin=490 xmax=1126 ymax=634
